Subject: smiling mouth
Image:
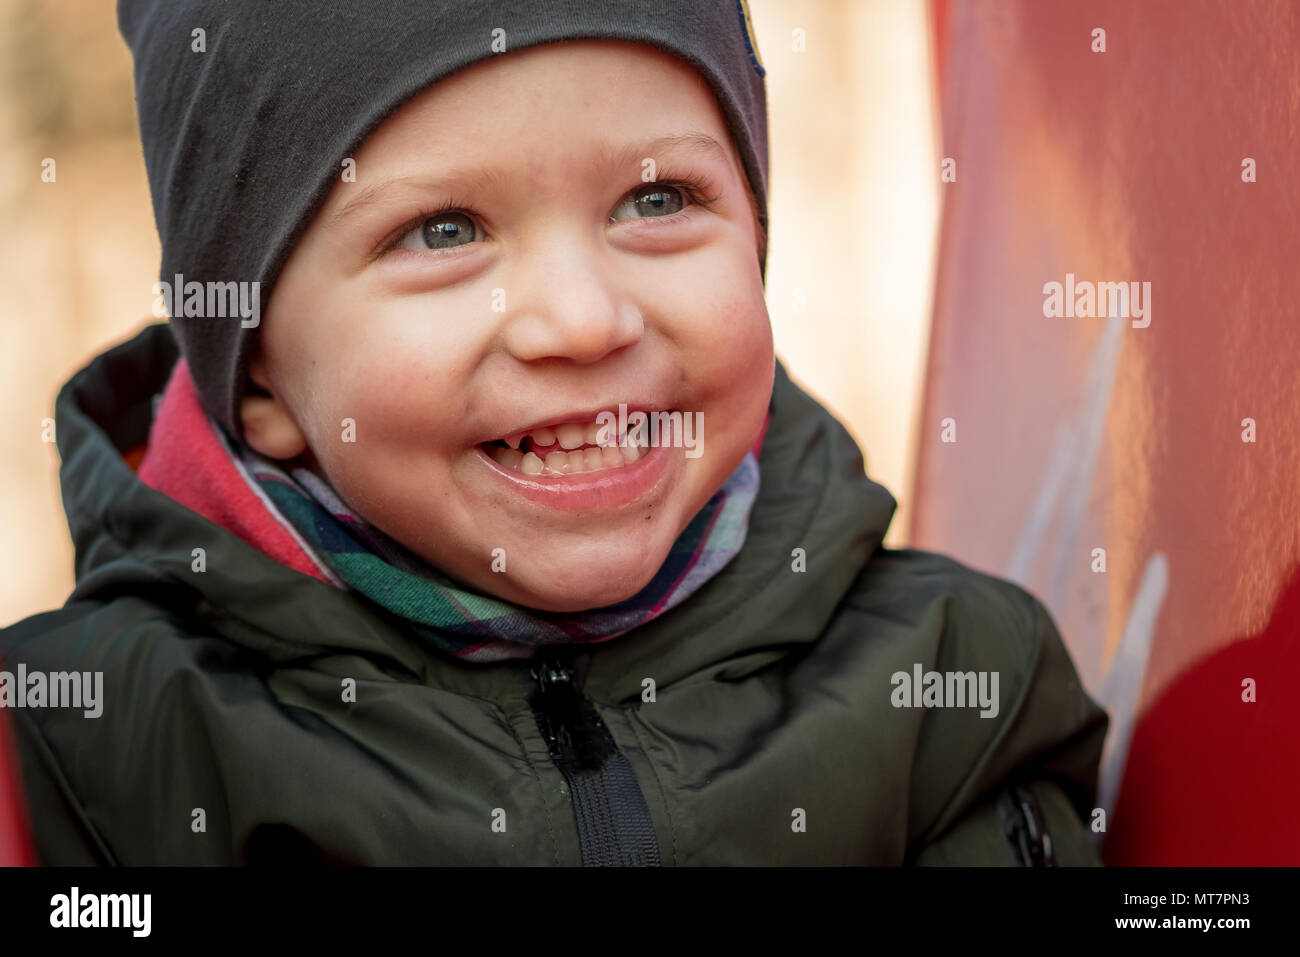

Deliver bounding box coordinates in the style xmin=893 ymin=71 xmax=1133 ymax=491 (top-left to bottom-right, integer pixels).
xmin=478 ymin=413 xmax=669 ymax=477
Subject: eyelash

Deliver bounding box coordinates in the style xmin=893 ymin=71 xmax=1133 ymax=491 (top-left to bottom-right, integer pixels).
xmin=374 ymin=172 xmax=721 ymax=258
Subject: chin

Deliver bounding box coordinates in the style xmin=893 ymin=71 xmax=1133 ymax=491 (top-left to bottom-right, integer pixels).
xmin=505 ymin=541 xmax=672 ymax=613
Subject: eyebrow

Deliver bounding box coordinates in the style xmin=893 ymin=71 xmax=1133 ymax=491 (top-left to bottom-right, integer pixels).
xmin=593 ymin=131 xmax=732 ymax=179
xmin=329 ymin=131 xmax=731 ymax=230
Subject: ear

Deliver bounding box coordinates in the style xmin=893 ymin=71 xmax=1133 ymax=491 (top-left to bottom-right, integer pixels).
xmin=239 ymin=353 xmax=309 ymax=460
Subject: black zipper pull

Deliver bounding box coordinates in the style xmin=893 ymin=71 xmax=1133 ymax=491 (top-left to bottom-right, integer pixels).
xmin=525 ymin=648 xmax=662 ymax=866
xmin=998 ymin=784 xmax=1055 ymax=866
xmin=530 ymin=652 xmax=609 ymax=771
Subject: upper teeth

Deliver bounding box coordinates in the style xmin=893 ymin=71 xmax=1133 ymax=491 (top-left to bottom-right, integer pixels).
xmin=504 ymin=418 xmax=614 ymax=450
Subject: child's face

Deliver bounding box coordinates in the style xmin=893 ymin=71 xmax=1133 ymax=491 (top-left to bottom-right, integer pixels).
xmin=244 ymin=40 xmax=774 ymax=612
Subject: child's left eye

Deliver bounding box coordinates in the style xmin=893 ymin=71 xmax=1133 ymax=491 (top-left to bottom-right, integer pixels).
xmin=609 ymin=183 xmax=690 ymax=222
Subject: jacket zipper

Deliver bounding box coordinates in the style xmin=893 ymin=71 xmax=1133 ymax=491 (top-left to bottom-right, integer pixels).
xmin=527 ymin=648 xmax=661 ymax=866
xmin=998 ymin=784 xmax=1055 ymax=866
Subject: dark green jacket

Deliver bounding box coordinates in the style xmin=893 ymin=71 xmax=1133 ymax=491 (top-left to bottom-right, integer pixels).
xmin=2 ymin=323 xmax=1107 ymax=865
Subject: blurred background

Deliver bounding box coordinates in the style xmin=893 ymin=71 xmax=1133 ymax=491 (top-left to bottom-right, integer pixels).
xmin=2 ymin=0 xmax=1297 ymax=864
xmin=0 ymin=0 xmax=162 ymax=620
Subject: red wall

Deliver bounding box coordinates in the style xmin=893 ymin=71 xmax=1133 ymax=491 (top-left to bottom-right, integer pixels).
xmin=920 ymin=0 xmax=1300 ymax=864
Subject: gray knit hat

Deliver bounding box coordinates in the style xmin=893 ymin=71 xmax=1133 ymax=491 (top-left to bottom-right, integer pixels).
xmin=118 ymin=0 xmax=770 ymax=439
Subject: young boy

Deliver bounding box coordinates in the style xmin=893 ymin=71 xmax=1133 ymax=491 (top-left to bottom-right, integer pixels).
xmin=1 ymin=0 xmax=1107 ymax=865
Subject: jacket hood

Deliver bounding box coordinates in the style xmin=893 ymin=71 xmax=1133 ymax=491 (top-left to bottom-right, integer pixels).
xmin=54 ymin=322 xmax=898 ymax=703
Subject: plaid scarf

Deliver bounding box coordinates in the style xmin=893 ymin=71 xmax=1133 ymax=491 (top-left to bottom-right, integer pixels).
xmin=215 ymin=423 xmax=761 ymax=662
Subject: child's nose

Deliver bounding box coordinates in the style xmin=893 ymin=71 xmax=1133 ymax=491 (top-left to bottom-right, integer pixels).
xmin=497 ymin=248 xmax=644 ymax=364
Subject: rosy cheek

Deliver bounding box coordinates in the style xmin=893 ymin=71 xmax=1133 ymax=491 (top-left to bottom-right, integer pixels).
xmin=699 ymin=294 xmax=771 ymax=372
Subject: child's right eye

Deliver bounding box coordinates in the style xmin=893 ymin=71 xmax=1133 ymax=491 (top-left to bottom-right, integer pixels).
xmin=392 ymin=209 xmax=480 ymax=253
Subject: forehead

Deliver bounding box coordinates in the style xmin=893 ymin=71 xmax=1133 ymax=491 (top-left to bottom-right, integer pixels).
xmin=348 ymin=39 xmax=737 ymax=172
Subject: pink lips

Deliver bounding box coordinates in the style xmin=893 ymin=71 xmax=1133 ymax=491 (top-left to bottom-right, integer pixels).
xmin=474 ymin=439 xmax=673 ymax=510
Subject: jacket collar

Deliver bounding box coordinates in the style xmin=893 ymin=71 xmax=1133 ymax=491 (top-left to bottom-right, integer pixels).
xmin=55 ymin=323 xmax=897 ymax=702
